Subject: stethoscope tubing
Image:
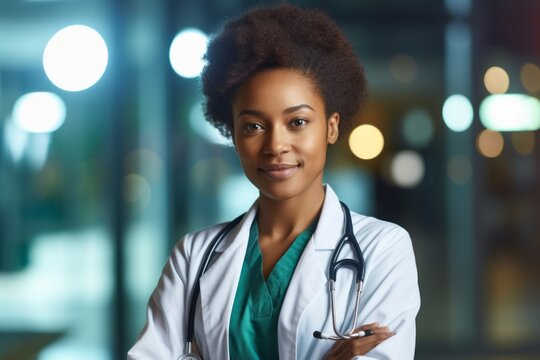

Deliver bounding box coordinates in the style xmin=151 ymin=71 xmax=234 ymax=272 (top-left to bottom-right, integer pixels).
xmin=182 ymin=201 xmax=365 ymax=359
xmin=184 ymin=214 xmax=244 ymax=358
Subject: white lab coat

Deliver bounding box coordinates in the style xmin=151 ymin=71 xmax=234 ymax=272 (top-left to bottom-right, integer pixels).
xmin=128 ymin=185 xmax=420 ymax=360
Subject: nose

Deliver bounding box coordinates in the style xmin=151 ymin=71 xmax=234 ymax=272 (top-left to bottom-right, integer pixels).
xmin=263 ymin=125 xmax=291 ymax=156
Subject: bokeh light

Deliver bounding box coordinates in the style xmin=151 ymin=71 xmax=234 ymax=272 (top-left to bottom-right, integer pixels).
xmin=520 ymin=63 xmax=540 ymax=93
xmin=442 ymin=94 xmax=474 ymax=132
xmin=511 ymin=131 xmax=535 ymax=156
xmin=477 ymin=129 xmax=504 ymax=158
xmin=390 ymin=53 xmax=418 ymax=84
xmin=123 ymin=174 xmax=152 ymax=209
xmin=26 ymin=133 xmax=51 ymax=170
xmin=43 ymin=25 xmax=108 ymax=91
xmin=447 ymin=155 xmax=472 ymax=185
xmin=125 ymin=149 xmax=165 ymax=183
xmin=390 ymin=151 xmax=425 ymax=188
xmin=190 ymin=158 xmax=230 ymax=193
xmin=169 ymin=28 xmax=208 ymax=78
xmin=3 ymin=119 xmax=29 ymax=163
xmin=12 ymin=92 xmax=66 ymax=133
xmin=348 ymin=124 xmax=385 ymax=160
xmin=484 ymin=66 xmax=510 ymax=94
xmin=402 ymin=108 xmax=434 ymax=148
xmin=445 ymin=0 xmax=471 ymax=16
xmin=189 ymin=102 xmax=232 ymax=146
xmin=479 ymin=94 xmax=540 ymax=131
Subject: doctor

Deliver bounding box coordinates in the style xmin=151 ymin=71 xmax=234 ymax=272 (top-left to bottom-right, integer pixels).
xmin=128 ymin=4 xmax=420 ymax=360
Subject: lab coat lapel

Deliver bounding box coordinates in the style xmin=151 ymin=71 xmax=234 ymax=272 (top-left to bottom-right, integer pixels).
xmin=277 ymin=185 xmax=345 ymax=360
xmin=198 ymin=203 xmax=257 ymax=360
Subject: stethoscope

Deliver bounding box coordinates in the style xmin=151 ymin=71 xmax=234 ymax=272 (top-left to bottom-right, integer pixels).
xmin=178 ymin=202 xmax=366 ymax=360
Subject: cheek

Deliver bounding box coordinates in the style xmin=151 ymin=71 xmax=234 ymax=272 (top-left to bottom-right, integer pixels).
xmin=298 ymin=143 xmax=327 ymax=173
xmin=236 ymin=142 xmax=260 ymax=167
xmin=302 ymin=129 xmax=329 ymax=160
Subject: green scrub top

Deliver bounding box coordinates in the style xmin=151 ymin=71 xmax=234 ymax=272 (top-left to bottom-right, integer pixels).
xmin=228 ymin=218 xmax=317 ymax=360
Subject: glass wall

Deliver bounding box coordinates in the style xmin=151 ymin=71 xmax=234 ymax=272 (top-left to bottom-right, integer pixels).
xmin=0 ymin=1 xmax=115 ymax=358
xmin=0 ymin=0 xmax=539 ymax=359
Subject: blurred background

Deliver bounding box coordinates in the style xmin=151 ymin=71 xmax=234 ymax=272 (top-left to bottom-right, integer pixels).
xmin=0 ymin=0 xmax=539 ymax=359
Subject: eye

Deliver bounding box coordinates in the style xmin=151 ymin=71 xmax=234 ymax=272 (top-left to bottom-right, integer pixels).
xmin=243 ymin=122 xmax=264 ymax=133
xmin=290 ymin=118 xmax=309 ymax=128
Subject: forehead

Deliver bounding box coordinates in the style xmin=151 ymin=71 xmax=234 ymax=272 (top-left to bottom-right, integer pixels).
xmin=233 ymin=68 xmax=324 ymax=112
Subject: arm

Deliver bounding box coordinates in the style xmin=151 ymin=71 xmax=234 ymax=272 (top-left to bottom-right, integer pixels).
xmin=324 ymin=323 xmax=395 ymax=360
xmin=127 ymin=234 xmax=192 ymax=360
xmin=324 ymin=226 xmax=421 ymax=360
xmin=354 ymin=226 xmax=420 ymax=359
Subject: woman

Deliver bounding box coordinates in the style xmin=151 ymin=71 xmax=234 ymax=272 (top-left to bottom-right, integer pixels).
xmin=128 ymin=4 xmax=420 ymax=360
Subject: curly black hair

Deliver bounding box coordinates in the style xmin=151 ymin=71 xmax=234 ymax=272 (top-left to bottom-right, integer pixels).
xmin=201 ymin=4 xmax=367 ymax=139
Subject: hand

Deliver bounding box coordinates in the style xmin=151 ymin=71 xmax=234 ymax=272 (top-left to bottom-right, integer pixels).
xmin=323 ymin=323 xmax=395 ymax=360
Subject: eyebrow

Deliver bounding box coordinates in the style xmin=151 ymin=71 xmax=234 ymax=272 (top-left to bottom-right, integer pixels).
xmin=284 ymin=104 xmax=316 ymax=114
xmin=237 ymin=104 xmax=316 ymax=118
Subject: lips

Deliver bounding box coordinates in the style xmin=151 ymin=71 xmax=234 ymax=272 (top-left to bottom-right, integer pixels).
xmin=258 ymin=163 xmax=299 ymax=180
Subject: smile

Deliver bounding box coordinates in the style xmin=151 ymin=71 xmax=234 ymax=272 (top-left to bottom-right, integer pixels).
xmin=258 ymin=164 xmax=299 ymax=180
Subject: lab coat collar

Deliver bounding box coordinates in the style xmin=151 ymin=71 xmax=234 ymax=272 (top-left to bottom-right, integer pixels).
xmin=198 ymin=201 xmax=257 ymax=360
xmin=199 ymin=184 xmax=345 ymax=360
xmin=214 ymin=184 xmax=345 ymax=252
xmin=312 ymin=184 xmax=346 ymax=250
xmin=277 ymin=184 xmax=345 ymax=360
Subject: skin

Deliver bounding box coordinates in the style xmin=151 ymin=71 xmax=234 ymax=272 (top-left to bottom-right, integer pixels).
xmin=231 ymin=68 xmax=393 ymax=358
xmin=232 ymin=68 xmax=338 ymax=278
xmin=324 ymin=323 xmax=396 ymax=360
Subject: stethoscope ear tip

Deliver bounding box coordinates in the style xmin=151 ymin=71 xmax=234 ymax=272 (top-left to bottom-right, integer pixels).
xmin=313 ymin=331 xmax=323 ymax=339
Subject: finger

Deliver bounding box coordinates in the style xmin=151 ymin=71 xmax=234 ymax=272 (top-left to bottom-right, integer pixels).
xmin=356 ymin=325 xmax=392 ymax=337
xmin=325 ymin=325 xmax=394 ymax=357
xmin=344 ymin=335 xmax=393 ymax=358
xmin=330 ymin=325 xmax=392 ymax=350
xmin=329 ymin=330 xmax=395 ymax=359
xmin=357 ymin=322 xmax=379 ymax=331
xmin=358 ymin=324 xmax=386 ymax=332
xmin=326 ymin=338 xmax=346 ymax=354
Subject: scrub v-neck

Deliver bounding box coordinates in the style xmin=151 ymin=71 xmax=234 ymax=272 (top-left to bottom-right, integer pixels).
xmin=228 ymin=218 xmax=317 ymax=359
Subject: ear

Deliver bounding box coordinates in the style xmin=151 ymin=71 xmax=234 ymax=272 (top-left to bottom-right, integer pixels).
xmin=327 ymin=113 xmax=340 ymax=144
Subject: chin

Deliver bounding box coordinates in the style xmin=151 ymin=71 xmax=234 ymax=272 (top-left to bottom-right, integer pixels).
xmin=246 ymin=170 xmax=324 ymax=203
xmin=259 ymin=188 xmax=299 ymax=202
xmin=257 ymin=180 xmax=321 ymax=203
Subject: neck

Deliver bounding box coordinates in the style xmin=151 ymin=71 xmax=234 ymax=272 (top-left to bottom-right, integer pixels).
xmin=256 ymin=182 xmax=325 ymax=242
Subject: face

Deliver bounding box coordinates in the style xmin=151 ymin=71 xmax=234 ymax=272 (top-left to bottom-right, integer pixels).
xmin=232 ymin=68 xmax=339 ymax=201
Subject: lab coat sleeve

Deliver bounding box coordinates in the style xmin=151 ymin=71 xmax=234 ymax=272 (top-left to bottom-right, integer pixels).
xmin=354 ymin=225 xmax=421 ymax=360
xmin=127 ymin=233 xmax=192 ymax=360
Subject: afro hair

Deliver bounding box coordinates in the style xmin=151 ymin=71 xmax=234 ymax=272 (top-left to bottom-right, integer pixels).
xmin=201 ymin=4 xmax=367 ymax=139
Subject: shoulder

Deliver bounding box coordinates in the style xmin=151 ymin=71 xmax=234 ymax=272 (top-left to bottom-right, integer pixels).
xmin=349 ymin=211 xmax=414 ymax=260
xmin=349 ymin=211 xmax=419 ymax=301
xmin=170 ymin=222 xmax=229 ymax=259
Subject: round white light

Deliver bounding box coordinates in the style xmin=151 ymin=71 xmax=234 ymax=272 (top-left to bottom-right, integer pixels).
xmin=390 ymin=151 xmax=425 ymax=188
xmin=169 ymin=28 xmax=208 ymax=78
xmin=12 ymin=92 xmax=66 ymax=133
xmin=479 ymin=94 xmax=540 ymax=131
xmin=442 ymin=94 xmax=474 ymax=132
xmin=43 ymin=25 xmax=108 ymax=91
